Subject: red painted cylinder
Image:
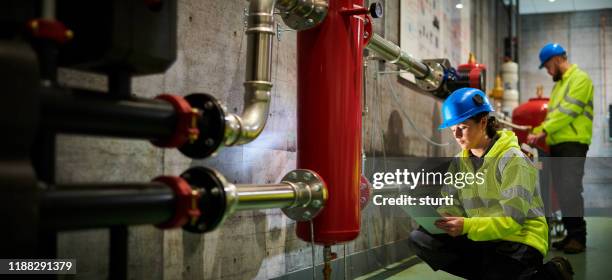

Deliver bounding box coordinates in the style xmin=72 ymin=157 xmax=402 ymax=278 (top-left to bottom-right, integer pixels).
xmin=296 ymin=0 xmax=363 ymax=245
xmin=458 ymin=57 xmax=487 ymax=91
xmin=512 ymin=96 xmax=550 ymax=153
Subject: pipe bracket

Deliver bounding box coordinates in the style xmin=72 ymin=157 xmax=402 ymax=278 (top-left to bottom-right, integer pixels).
xmin=415 ymin=60 xmax=445 ymax=92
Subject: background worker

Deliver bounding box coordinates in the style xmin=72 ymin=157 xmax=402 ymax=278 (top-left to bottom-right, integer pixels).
xmin=528 ymin=43 xmax=594 ymax=254
xmin=409 ymin=88 xmax=573 ymax=279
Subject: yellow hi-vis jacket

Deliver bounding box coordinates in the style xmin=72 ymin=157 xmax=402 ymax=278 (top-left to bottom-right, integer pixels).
xmin=438 ymin=130 xmax=549 ymax=256
xmin=533 ymin=64 xmax=594 ymax=145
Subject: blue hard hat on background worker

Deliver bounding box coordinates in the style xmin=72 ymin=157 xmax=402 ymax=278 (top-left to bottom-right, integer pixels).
xmin=538 ymin=43 xmax=566 ymax=69
xmin=439 ymin=88 xmax=494 ymax=129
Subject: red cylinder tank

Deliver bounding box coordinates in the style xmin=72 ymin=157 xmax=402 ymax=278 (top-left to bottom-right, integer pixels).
xmin=296 ymin=0 xmax=364 ymax=245
xmin=458 ymin=53 xmax=487 ymax=90
xmin=512 ymin=95 xmax=549 ymax=153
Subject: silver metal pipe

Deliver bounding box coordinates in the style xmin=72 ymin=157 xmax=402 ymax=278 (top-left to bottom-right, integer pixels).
xmin=224 ymin=0 xmax=276 ymax=146
xmin=235 ymin=183 xmax=296 ymax=210
xmin=222 ymin=169 xmax=327 ymax=221
xmin=42 ymin=0 xmax=56 ymax=19
xmin=367 ymin=33 xmax=446 ymax=92
xmin=223 ymin=0 xmax=328 ymax=147
xmin=366 ymin=33 xmax=430 ymax=78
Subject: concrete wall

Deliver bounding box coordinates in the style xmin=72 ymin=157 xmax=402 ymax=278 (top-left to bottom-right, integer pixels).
xmin=519 ymin=9 xmax=612 ymax=157
xmin=53 ymin=0 xmax=505 ymax=279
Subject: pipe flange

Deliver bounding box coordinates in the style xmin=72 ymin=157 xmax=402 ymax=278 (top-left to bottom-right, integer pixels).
xmin=415 ymin=60 xmax=445 ymax=92
xmin=281 ymin=169 xmax=328 ymax=221
xmin=180 ymin=166 xmax=232 ymax=233
xmin=178 ymin=93 xmax=225 ymax=159
xmin=415 ymin=61 xmax=445 ymax=92
xmin=279 ymin=0 xmax=328 ymax=31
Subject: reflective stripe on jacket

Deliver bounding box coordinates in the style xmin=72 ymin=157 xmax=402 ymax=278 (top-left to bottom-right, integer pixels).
xmin=533 ymin=64 xmax=594 ymax=145
xmin=438 ymin=130 xmax=549 ymax=256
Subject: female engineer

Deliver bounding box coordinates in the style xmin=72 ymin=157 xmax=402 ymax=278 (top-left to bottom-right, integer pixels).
xmin=408 ymin=88 xmax=573 ymax=280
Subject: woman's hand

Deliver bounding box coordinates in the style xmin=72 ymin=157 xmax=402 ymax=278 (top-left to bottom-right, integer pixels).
xmin=435 ymin=216 xmax=464 ymax=237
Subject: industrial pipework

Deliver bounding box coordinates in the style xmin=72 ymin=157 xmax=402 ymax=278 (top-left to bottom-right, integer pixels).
xmin=366 ymin=33 xmax=487 ymax=98
xmin=1 ymin=0 xmax=337 ymax=268
xmin=39 ymin=0 xmax=331 ymax=159
xmin=222 ymin=0 xmax=328 ymax=148
xmin=41 ymin=167 xmax=327 ymax=232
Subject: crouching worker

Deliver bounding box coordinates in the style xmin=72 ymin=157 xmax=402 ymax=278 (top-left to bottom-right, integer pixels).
xmin=408 ymin=88 xmax=573 ymax=280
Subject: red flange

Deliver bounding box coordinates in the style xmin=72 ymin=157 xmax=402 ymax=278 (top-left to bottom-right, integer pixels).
xmin=359 ymin=175 xmax=372 ymax=210
xmin=154 ymin=176 xmax=201 ymax=229
xmin=27 ymin=19 xmax=73 ymax=44
xmin=152 ymin=94 xmax=200 ymax=148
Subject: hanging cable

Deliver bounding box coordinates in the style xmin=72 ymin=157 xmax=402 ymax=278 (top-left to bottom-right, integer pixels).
xmin=375 ymin=71 xmax=389 ymax=171
xmin=310 ymin=220 xmax=316 ymax=280
xmin=382 ymin=74 xmax=450 ymax=147
xmin=495 ymin=112 xmax=532 ymax=131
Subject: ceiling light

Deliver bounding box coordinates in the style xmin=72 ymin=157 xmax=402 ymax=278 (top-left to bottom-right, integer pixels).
xmin=456 ymin=3 xmax=464 ymax=9
xmin=548 ymin=0 xmax=555 ymax=2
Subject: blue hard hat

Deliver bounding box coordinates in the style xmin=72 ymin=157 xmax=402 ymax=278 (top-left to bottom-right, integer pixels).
xmin=439 ymin=88 xmax=494 ymax=129
xmin=538 ymin=43 xmax=566 ymax=69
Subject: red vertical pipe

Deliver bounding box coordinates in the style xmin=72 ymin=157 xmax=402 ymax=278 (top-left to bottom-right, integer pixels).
xmin=296 ymin=0 xmax=363 ymax=244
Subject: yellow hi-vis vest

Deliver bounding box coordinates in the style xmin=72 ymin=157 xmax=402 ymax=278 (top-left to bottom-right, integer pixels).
xmin=533 ymin=64 xmax=594 ymax=145
xmin=438 ymin=130 xmax=549 ymax=257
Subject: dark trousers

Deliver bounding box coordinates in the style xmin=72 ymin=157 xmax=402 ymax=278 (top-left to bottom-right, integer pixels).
xmin=549 ymin=142 xmax=588 ymax=244
xmin=408 ymin=228 xmax=545 ymax=280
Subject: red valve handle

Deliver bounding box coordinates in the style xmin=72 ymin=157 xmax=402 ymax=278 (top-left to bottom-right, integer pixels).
xmin=27 ymin=19 xmax=73 ymax=44
xmin=152 ymin=94 xmax=200 ymax=148
xmin=154 ymin=176 xmax=201 ymax=229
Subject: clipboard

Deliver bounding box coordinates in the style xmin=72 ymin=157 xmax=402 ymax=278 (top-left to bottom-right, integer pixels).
xmin=401 ymin=204 xmax=446 ymax=234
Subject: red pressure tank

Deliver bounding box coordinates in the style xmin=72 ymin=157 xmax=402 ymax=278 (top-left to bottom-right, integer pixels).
xmin=457 ymin=53 xmax=487 ymax=90
xmin=512 ymin=88 xmax=549 ymax=153
xmin=296 ymin=0 xmax=366 ymax=244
